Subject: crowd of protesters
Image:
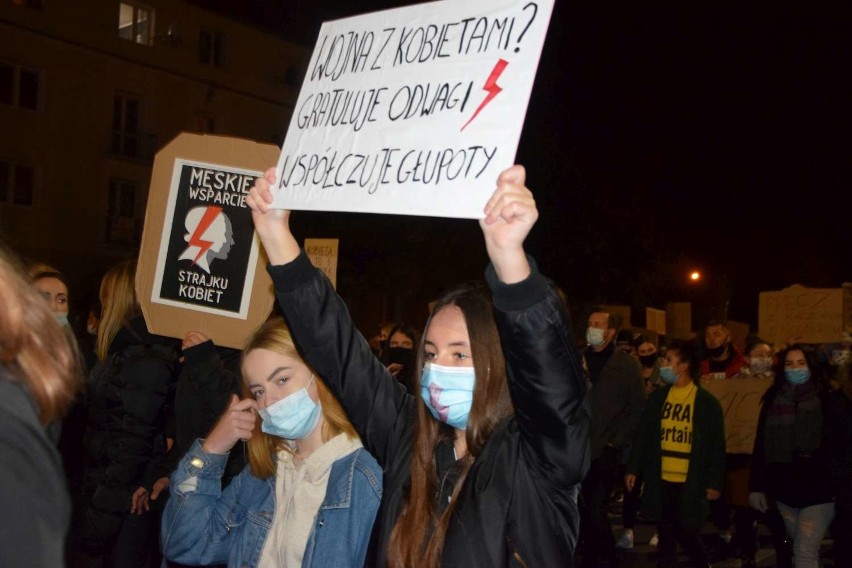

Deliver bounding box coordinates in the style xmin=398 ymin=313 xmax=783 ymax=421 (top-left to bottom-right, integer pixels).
xmin=1 ymin=164 xmax=850 ymax=568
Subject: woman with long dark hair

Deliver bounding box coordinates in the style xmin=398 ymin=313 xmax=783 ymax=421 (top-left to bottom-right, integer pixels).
xmin=749 ymin=344 xmax=836 ymax=567
xmin=247 ymin=164 xmax=589 ymax=566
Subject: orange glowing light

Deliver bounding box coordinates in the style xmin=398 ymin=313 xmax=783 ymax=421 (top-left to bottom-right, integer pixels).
xmin=690 ymin=271 xmax=701 ymax=281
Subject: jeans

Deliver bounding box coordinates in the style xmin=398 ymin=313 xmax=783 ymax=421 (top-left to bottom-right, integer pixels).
xmin=776 ymin=501 xmax=834 ymax=568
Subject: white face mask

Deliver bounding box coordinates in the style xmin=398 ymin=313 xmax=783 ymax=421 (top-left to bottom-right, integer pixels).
xmin=586 ymin=327 xmax=606 ymax=349
xmin=749 ymin=356 xmax=772 ymax=375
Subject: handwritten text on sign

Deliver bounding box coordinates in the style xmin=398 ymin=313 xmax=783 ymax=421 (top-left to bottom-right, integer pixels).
xmin=273 ymin=0 xmax=554 ymax=219
xmin=304 ymin=238 xmax=339 ymax=290
xmin=759 ymin=285 xmax=845 ymax=344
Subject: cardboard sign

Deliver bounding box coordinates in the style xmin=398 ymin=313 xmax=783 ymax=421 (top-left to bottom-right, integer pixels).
xmin=599 ymin=305 xmax=631 ymax=329
xmin=272 ymin=0 xmax=555 ymax=218
xmin=304 ymin=238 xmax=339 ymax=289
xmin=704 ymin=377 xmax=772 ymax=454
xmin=759 ymin=285 xmax=845 ymax=344
xmin=646 ymin=307 xmax=667 ymax=335
xmin=726 ymin=320 xmax=750 ymax=351
xmin=137 ymin=133 xmax=279 ymax=349
xmin=666 ymin=302 xmax=693 ymax=340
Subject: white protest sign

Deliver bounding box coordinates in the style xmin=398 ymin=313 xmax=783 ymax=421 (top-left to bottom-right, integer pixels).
xmin=273 ymin=0 xmax=554 ymax=218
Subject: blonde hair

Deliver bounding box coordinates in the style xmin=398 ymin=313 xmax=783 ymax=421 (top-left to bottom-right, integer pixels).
xmin=96 ymin=260 xmax=139 ymax=360
xmin=0 ymin=247 xmax=81 ymax=424
xmin=241 ymin=317 xmax=359 ymax=479
xmin=27 ymin=261 xmax=61 ymax=280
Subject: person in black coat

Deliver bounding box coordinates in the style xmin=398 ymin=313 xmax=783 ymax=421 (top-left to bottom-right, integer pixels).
xmin=749 ymin=345 xmax=836 ymax=568
xmin=75 ymin=260 xmax=180 ymax=568
xmin=825 ymin=361 xmax=852 ymax=567
xmin=626 ymin=339 xmax=726 ymax=568
xmin=131 ymin=331 xmax=247 ymax=568
xmin=247 ymin=164 xmax=590 ymax=567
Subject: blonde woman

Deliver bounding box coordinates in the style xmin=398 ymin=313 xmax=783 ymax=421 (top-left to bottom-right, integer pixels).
xmin=0 ymin=247 xmax=81 ymax=567
xmin=161 ymin=318 xmax=382 ymax=568
xmin=78 ymin=259 xmax=180 ymax=567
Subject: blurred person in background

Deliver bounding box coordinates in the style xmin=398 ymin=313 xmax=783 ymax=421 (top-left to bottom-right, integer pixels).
xmin=626 ymin=339 xmax=725 ymax=568
xmin=76 ymin=259 xmax=180 ymax=568
xmin=380 ymin=322 xmax=419 ymax=394
xmin=0 ymin=247 xmax=82 ymax=567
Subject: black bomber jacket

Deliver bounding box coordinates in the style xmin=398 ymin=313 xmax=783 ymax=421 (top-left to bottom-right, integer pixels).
xmin=269 ymin=252 xmax=590 ymax=567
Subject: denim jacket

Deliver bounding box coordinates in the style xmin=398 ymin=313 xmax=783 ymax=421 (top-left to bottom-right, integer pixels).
xmin=161 ymin=439 xmax=382 ymax=568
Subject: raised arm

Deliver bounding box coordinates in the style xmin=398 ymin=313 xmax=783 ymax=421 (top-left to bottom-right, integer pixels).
xmin=480 ymin=166 xmax=590 ymax=488
xmin=479 ymin=165 xmax=534 ymax=284
xmin=247 ymin=170 xmax=414 ymax=466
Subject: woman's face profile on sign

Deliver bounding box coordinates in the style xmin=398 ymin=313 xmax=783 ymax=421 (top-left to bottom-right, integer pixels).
xmin=179 ymin=205 xmax=235 ymax=273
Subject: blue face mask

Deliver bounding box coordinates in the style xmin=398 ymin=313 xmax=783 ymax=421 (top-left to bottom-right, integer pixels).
xmin=659 ymin=366 xmax=677 ymax=384
xmin=55 ymin=313 xmax=69 ymax=327
xmin=784 ymin=368 xmax=811 ymax=386
xmin=420 ymin=363 xmax=475 ymax=430
xmin=258 ymin=374 xmax=322 ymax=440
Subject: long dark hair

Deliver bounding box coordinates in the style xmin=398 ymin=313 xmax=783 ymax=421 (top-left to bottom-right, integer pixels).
xmin=387 ymin=282 xmax=514 ymax=567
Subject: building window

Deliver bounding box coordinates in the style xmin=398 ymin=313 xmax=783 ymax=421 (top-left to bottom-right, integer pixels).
xmin=118 ymin=2 xmax=154 ymax=46
xmin=0 ymin=160 xmax=36 ymax=206
xmin=111 ymin=93 xmax=140 ymax=157
xmin=106 ymin=180 xmax=138 ymax=243
xmin=0 ymin=62 xmax=42 ymax=110
xmin=199 ymin=30 xmax=228 ymax=66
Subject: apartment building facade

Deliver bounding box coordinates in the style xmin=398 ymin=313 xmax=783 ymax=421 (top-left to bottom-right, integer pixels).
xmin=0 ymin=0 xmax=305 ymax=288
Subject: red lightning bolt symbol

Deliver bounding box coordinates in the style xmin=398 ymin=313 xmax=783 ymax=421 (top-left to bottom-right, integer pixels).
xmin=461 ymin=58 xmax=509 ymax=132
xmin=187 ymin=205 xmax=223 ymax=264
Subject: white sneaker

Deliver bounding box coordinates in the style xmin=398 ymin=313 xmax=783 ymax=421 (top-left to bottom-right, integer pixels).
xmin=648 ymin=532 xmax=659 ymax=547
xmin=615 ymin=529 xmax=634 ymax=549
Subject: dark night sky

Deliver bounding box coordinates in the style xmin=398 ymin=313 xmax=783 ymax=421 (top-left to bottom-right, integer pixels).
xmin=196 ymin=1 xmax=851 ymax=328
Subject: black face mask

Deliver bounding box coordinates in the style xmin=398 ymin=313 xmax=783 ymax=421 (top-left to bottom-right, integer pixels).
xmin=639 ymin=354 xmax=658 ymax=368
xmin=706 ymin=344 xmax=727 ymax=358
xmin=386 ymin=347 xmax=414 ymax=367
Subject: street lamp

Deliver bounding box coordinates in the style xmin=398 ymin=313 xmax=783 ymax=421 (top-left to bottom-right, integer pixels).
xmin=689 ymin=271 xmax=701 ymax=282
